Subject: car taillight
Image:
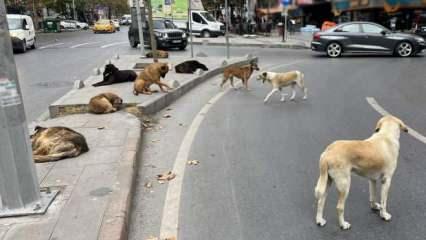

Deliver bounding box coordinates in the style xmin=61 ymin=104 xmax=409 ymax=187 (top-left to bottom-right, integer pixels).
xmin=313 ymin=32 xmax=321 ymax=41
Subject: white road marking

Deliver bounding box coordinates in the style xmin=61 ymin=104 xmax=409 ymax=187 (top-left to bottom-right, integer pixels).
xmin=366 ymin=97 xmax=426 ymax=144
xmin=38 ymin=43 xmax=64 ymax=49
xmin=100 ymin=41 xmax=127 ymax=48
xmin=159 ymin=60 xmax=305 ymax=238
xmin=70 ymin=42 xmax=100 ymax=48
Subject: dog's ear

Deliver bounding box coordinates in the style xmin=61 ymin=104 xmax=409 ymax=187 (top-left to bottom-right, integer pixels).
xmin=262 ymin=72 xmax=267 ymax=77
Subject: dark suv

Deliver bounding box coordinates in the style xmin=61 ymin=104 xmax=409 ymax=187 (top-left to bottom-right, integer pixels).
xmin=128 ymin=18 xmax=187 ymax=50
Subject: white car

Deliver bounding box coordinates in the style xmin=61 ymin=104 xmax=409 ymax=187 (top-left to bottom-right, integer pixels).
xmin=70 ymin=20 xmax=89 ymax=30
xmin=7 ymin=14 xmax=36 ymax=53
xmin=112 ymin=19 xmax=120 ymax=31
xmin=60 ymin=20 xmax=77 ymax=30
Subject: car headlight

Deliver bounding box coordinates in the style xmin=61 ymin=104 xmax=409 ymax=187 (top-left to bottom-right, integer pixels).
xmin=415 ymin=36 xmax=425 ymax=43
xmin=154 ymin=32 xmax=163 ymax=38
xmin=182 ymin=32 xmax=187 ymax=38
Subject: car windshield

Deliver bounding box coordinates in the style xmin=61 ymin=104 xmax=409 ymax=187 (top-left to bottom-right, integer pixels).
xmin=97 ymin=20 xmax=110 ymax=24
xmin=7 ymin=18 xmax=22 ymax=30
xmin=153 ymin=20 xmax=176 ymax=29
xmin=200 ymin=12 xmax=216 ymax=22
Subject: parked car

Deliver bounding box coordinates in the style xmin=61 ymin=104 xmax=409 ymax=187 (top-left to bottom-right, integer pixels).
xmin=412 ymin=13 xmax=426 ymax=38
xmin=112 ymin=19 xmax=120 ymax=31
xmin=128 ymin=18 xmax=187 ymax=50
xmin=190 ymin=10 xmax=224 ymax=37
xmin=93 ymin=19 xmax=116 ymax=33
xmin=60 ymin=20 xmax=77 ymax=30
xmin=7 ymin=14 xmax=36 ymax=53
xmin=70 ymin=20 xmax=89 ymax=30
xmin=311 ymin=21 xmax=426 ymax=57
xmin=120 ymin=15 xmax=131 ymax=25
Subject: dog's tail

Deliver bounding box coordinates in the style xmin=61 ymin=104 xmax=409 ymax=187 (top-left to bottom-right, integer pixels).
xmin=314 ymin=154 xmax=329 ymax=199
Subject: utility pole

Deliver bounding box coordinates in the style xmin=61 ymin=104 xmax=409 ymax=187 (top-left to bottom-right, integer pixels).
xmin=0 ymin=0 xmax=58 ymax=218
xmin=72 ymin=0 xmax=77 ymax=20
xmin=146 ymin=0 xmax=158 ymax=62
xmin=188 ymin=0 xmax=193 ymax=58
xmin=225 ymin=0 xmax=230 ymax=59
xmin=135 ymin=0 xmax=145 ymax=57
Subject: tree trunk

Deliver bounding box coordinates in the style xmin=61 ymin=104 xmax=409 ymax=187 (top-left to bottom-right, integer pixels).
xmin=145 ymin=0 xmax=158 ymax=62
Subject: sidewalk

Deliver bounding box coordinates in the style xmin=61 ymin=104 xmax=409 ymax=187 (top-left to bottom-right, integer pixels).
xmin=0 ymin=54 xmax=256 ymax=240
xmin=190 ymin=32 xmax=312 ymax=49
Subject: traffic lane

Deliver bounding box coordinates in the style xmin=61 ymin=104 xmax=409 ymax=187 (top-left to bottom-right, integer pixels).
xmin=14 ymin=37 xmax=137 ymax=121
xmin=179 ymin=57 xmax=426 ymax=239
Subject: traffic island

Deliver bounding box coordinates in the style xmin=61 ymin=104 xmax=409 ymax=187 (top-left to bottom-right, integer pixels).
xmin=49 ymin=55 xmax=258 ymax=118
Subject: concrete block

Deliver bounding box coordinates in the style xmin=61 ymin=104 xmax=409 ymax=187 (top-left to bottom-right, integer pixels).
xmin=171 ymin=80 xmax=180 ymax=88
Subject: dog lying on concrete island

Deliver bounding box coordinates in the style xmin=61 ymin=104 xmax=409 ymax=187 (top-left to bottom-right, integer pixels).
xmin=257 ymin=70 xmax=307 ymax=103
xmin=315 ymin=115 xmax=408 ymax=230
xmin=145 ymin=50 xmax=169 ymax=58
xmin=92 ymin=64 xmax=137 ymax=87
xmin=88 ymin=92 xmax=123 ymax=114
xmin=31 ymin=126 xmax=89 ymax=163
xmin=175 ymin=60 xmax=209 ymax=74
xmin=133 ymin=62 xmax=172 ymax=95
xmin=220 ymin=61 xmax=259 ymax=90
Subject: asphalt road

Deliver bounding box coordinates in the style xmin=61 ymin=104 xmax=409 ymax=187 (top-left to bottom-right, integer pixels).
xmin=13 ymin=26 xmax=137 ymax=121
xmin=129 ymin=48 xmax=426 ymax=240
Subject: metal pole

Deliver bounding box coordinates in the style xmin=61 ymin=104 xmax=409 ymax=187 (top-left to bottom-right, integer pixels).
xmin=284 ymin=7 xmax=288 ymax=42
xmin=0 ymin=0 xmax=58 ymax=218
xmin=188 ymin=0 xmax=193 ymax=58
xmin=72 ymin=0 xmax=77 ymax=20
xmin=225 ymin=0 xmax=230 ymax=59
xmin=135 ymin=0 xmax=145 ymax=57
xmin=146 ymin=0 xmax=158 ymax=62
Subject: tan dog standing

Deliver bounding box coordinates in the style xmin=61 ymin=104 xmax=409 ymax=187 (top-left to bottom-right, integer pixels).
xmin=315 ymin=115 xmax=408 ymax=230
xmin=133 ymin=62 xmax=172 ymax=95
xmin=31 ymin=126 xmax=89 ymax=163
xmin=220 ymin=61 xmax=259 ymax=90
xmin=88 ymin=92 xmax=123 ymax=114
xmin=257 ymin=70 xmax=307 ymax=103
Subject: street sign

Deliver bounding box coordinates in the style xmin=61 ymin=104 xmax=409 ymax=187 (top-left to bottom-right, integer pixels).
xmin=281 ymin=0 xmax=292 ymax=6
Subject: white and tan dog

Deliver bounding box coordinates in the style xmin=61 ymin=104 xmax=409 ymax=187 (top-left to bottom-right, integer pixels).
xmin=257 ymin=70 xmax=307 ymax=103
xmin=315 ymin=115 xmax=408 ymax=230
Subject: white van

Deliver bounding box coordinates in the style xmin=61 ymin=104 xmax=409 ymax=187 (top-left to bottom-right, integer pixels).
xmin=190 ymin=10 xmax=224 ymax=38
xmin=7 ymin=14 xmax=36 ymax=53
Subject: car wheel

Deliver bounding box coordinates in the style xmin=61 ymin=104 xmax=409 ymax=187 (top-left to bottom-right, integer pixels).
xmin=201 ymin=30 xmax=211 ymax=38
xmin=117 ymin=27 xmax=120 ymax=31
xmin=130 ymin=36 xmax=138 ymax=48
xmin=326 ymin=42 xmax=342 ymax=58
xmin=178 ymin=45 xmax=186 ymax=50
xmin=19 ymin=40 xmax=27 ymax=53
xmin=31 ymin=38 xmax=36 ymax=49
xmin=395 ymin=41 xmax=413 ymax=57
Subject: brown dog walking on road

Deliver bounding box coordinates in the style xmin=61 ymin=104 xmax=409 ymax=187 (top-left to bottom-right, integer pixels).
xmin=88 ymin=92 xmax=123 ymax=114
xmin=315 ymin=116 xmax=408 ymax=230
xmin=220 ymin=61 xmax=259 ymax=90
xmin=31 ymin=126 xmax=89 ymax=163
xmin=133 ymin=62 xmax=172 ymax=95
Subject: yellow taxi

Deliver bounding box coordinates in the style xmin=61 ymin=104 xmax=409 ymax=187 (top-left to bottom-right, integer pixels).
xmin=93 ymin=19 xmax=116 ymax=33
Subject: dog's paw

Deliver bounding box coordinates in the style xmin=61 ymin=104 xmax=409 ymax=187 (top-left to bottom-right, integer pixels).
xmin=340 ymin=221 xmax=351 ymax=230
xmin=370 ymin=202 xmax=381 ymax=211
xmin=380 ymin=211 xmax=392 ymax=221
xmin=316 ymin=218 xmax=327 ymax=227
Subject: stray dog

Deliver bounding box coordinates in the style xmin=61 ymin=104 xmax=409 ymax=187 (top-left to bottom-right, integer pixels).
xmin=257 ymin=71 xmax=307 ymax=103
xmin=93 ymin=64 xmax=137 ymax=87
xmin=88 ymin=92 xmax=123 ymax=114
xmin=31 ymin=126 xmax=89 ymax=163
xmin=146 ymin=50 xmax=169 ymax=58
xmin=220 ymin=61 xmax=259 ymax=90
xmin=175 ymin=60 xmax=209 ymax=74
xmin=133 ymin=62 xmax=172 ymax=95
xmin=314 ymin=116 xmax=408 ymax=230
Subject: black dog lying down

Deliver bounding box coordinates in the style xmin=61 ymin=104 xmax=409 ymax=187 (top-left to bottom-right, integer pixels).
xmin=175 ymin=60 xmax=208 ymax=74
xmin=93 ymin=64 xmax=137 ymax=87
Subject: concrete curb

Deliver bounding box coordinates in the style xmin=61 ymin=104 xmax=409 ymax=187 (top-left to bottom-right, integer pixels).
xmin=97 ymin=114 xmax=142 ymax=240
xmin=138 ymin=57 xmax=258 ymax=114
xmin=191 ymin=41 xmax=310 ymax=49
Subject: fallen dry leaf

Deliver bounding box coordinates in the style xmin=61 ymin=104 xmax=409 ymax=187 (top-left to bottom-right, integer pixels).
xmin=187 ymin=160 xmax=200 ymax=166
xmin=163 ymin=114 xmax=172 ymax=118
xmin=97 ymin=127 xmax=105 ymax=130
xmin=157 ymin=171 xmax=176 ymax=184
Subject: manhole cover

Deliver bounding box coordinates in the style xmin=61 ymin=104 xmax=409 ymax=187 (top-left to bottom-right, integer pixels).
xmin=133 ymin=63 xmax=150 ymax=70
xmin=34 ymin=81 xmax=73 ymax=88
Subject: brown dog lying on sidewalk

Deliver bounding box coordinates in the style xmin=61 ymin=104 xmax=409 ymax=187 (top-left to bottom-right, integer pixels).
xmin=31 ymin=126 xmax=89 ymax=163
xmin=88 ymin=92 xmax=123 ymax=114
xmin=315 ymin=115 xmax=408 ymax=230
xmin=93 ymin=64 xmax=137 ymax=87
xmin=133 ymin=62 xmax=172 ymax=95
xmin=145 ymin=50 xmax=169 ymax=58
xmin=220 ymin=61 xmax=259 ymax=90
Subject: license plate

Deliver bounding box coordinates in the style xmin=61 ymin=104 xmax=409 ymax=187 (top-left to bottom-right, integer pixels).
xmin=172 ymin=40 xmax=182 ymax=43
